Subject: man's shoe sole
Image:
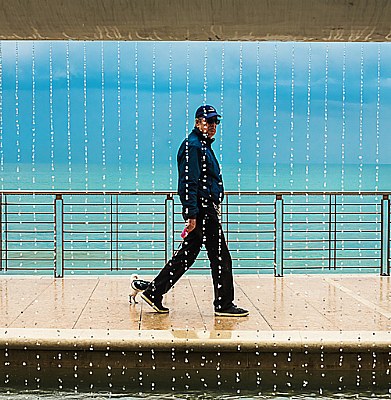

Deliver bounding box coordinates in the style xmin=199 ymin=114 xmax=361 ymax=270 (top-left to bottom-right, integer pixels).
xmin=214 ymin=311 xmax=249 ymax=317
xmin=140 ymin=293 xmax=169 ymax=314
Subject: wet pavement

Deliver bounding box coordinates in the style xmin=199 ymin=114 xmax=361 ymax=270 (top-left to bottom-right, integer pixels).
xmin=0 ymin=274 xmax=390 ymax=332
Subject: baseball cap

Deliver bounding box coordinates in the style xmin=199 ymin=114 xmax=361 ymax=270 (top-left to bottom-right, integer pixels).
xmin=195 ymin=105 xmax=221 ymax=119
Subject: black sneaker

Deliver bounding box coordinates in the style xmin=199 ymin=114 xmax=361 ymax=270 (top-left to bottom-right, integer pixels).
xmin=140 ymin=291 xmax=169 ymax=314
xmin=215 ymin=305 xmax=249 ymax=317
xmin=131 ymin=279 xmax=150 ymax=291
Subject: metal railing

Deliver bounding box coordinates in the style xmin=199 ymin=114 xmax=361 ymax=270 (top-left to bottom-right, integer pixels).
xmin=0 ymin=190 xmax=389 ymax=277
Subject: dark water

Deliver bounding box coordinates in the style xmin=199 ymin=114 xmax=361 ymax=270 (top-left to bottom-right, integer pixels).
xmin=1 ymin=390 xmax=390 ymax=399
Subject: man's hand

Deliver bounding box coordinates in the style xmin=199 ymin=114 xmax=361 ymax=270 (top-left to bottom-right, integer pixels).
xmin=186 ymin=218 xmax=197 ymax=233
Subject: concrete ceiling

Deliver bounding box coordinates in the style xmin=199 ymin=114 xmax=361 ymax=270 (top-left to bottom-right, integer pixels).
xmin=1 ymin=0 xmax=391 ymax=42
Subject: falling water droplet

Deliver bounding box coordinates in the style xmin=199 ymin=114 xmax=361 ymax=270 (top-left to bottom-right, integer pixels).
xmin=151 ymin=42 xmax=156 ymax=192
xmin=272 ymin=43 xmax=278 ymax=189
xmin=15 ymin=41 xmax=21 ymax=188
xmin=357 ymin=44 xmax=365 ymax=267
xmin=290 ymin=43 xmax=295 ymax=190
xmin=256 ymin=42 xmax=261 ymax=190
xmin=341 ymin=43 xmax=346 ymax=192
xmin=305 ymin=44 xmax=312 ymax=192
xmin=203 ymin=43 xmax=208 ymax=104
xmin=323 ymin=44 xmax=329 ymax=189
xmin=65 ymin=41 xmax=72 ymax=190
xmin=83 ymin=42 xmax=88 ymax=191
xmin=31 ymin=42 xmax=37 ymax=187
xmin=134 ymin=42 xmax=139 ymax=192
xmin=49 ymin=42 xmax=55 ymax=189
xmin=168 ymin=43 xmax=173 ymax=191
xmin=219 ymin=42 xmax=225 ymax=167
xmin=237 ymin=43 xmax=243 ymax=194
xmin=374 ymin=44 xmax=382 ymax=249
xmin=358 ymin=44 xmax=364 ymax=193
xmin=185 ymin=42 xmax=190 ymax=137
xmin=375 ymin=44 xmax=381 ymax=192
xmin=117 ymin=41 xmax=122 ymax=190
xmin=100 ymin=41 xmax=106 ymax=190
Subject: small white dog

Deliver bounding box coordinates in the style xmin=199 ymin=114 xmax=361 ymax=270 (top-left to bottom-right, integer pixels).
xmin=129 ymin=274 xmax=150 ymax=304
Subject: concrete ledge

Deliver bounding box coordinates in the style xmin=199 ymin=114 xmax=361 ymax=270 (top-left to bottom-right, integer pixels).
xmin=1 ymin=328 xmax=391 ymax=352
xmin=1 ymin=329 xmax=391 ymax=392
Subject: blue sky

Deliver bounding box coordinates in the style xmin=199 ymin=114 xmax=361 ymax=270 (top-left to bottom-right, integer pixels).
xmin=0 ymin=41 xmax=390 ymax=189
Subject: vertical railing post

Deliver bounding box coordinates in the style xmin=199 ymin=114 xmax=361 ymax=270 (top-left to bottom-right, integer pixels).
xmin=3 ymin=194 xmax=7 ymax=272
xmin=165 ymin=193 xmax=174 ymax=264
xmin=225 ymin=194 xmax=229 ymax=244
xmin=380 ymin=194 xmax=390 ymax=276
xmin=110 ymin=194 xmax=119 ymax=271
xmin=274 ymin=194 xmax=283 ymax=277
xmin=328 ymin=194 xmax=332 ymax=270
xmin=54 ymin=194 xmax=64 ymax=278
xmin=328 ymin=194 xmax=337 ymax=270
xmin=333 ymin=194 xmax=337 ymax=270
xmin=115 ymin=194 xmax=119 ymax=271
xmin=172 ymin=194 xmax=176 ymax=256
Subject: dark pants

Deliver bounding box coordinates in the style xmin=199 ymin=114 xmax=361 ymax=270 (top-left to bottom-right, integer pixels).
xmin=145 ymin=208 xmax=234 ymax=311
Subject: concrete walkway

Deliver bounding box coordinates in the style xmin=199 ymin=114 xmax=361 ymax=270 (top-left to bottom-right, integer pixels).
xmin=1 ymin=274 xmax=391 ymax=332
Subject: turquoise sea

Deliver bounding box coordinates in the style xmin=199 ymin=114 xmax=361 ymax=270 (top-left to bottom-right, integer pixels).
xmin=0 ymin=162 xmax=389 ymax=192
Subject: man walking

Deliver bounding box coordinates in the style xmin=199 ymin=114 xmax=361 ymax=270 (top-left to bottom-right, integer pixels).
xmin=139 ymin=105 xmax=249 ymax=317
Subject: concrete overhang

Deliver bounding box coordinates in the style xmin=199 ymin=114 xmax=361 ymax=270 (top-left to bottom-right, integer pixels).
xmin=1 ymin=0 xmax=391 ymax=42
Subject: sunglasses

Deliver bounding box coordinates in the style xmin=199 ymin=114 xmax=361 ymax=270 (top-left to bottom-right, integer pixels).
xmin=205 ymin=117 xmax=221 ymax=125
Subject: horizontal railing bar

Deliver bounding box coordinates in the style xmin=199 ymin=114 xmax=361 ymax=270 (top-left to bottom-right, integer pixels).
xmin=285 ymin=266 xmax=379 ymax=269
xmin=284 ymin=248 xmax=331 ymax=252
xmin=284 ymin=220 xmax=381 ymax=224
xmin=5 ymin=222 xmax=54 ymax=225
xmin=284 ymin=247 xmax=380 ymax=252
xmin=4 ymin=202 xmax=54 ymax=205
xmin=6 ymin=209 xmax=54 ymax=215
xmin=285 ymin=202 xmax=381 ymax=206
xmin=5 ymin=268 xmax=55 ymax=271
xmin=225 ymin=239 xmax=275 ymax=243
xmin=217 ymin=231 xmax=275 ymax=235
xmin=6 ymin=240 xmax=55 ymax=243
xmin=63 ymin=247 xmax=162 ymax=250
xmin=61 ymin=267 xmax=165 ymax=271
xmin=1 ymin=190 xmax=390 ymax=196
xmin=64 ymin=246 xmax=166 ymax=250
xmin=63 ymin=233 xmax=165 ymax=237
xmin=229 ymin=258 xmax=275 ymax=261
xmin=285 ymin=257 xmax=381 ymax=260
xmin=7 ymin=259 xmax=55 ymax=261
xmin=222 ymin=211 xmax=275 ymax=214
xmin=226 ymin=221 xmax=275 ymax=225
xmin=284 ymin=229 xmax=380 ymax=233
xmin=6 ymin=250 xmax=55 ymax=253
xmin=285 ymin=238 xmax=380 ymax=242
xmin=63 ymin=229 xmax=164 ymax=233
xmin=170 ymin=251 xmax=277 ymax=258
xmin=283 ymin=211 xmax=381 ymax=215
xmin=63 ymin=221 xmax=165 ymax=225
xmin=63 ymin=258 xmax=166 ymax=261
xmin=221 ymin=205 xmax=275 ymax=208
xmin=63 ymin=211 xmax=165 ymax=215
xmin=4 ymin=202 xmax=55 ymax=206
xmin=63 ymin=239 xmax=165 ymax=243
xmin=4 ymin=230 xmax=54 ymax=233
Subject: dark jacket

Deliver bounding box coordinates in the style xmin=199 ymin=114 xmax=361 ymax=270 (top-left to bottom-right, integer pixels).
xmin=177 ymin=127 xmax=224 ymax=220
